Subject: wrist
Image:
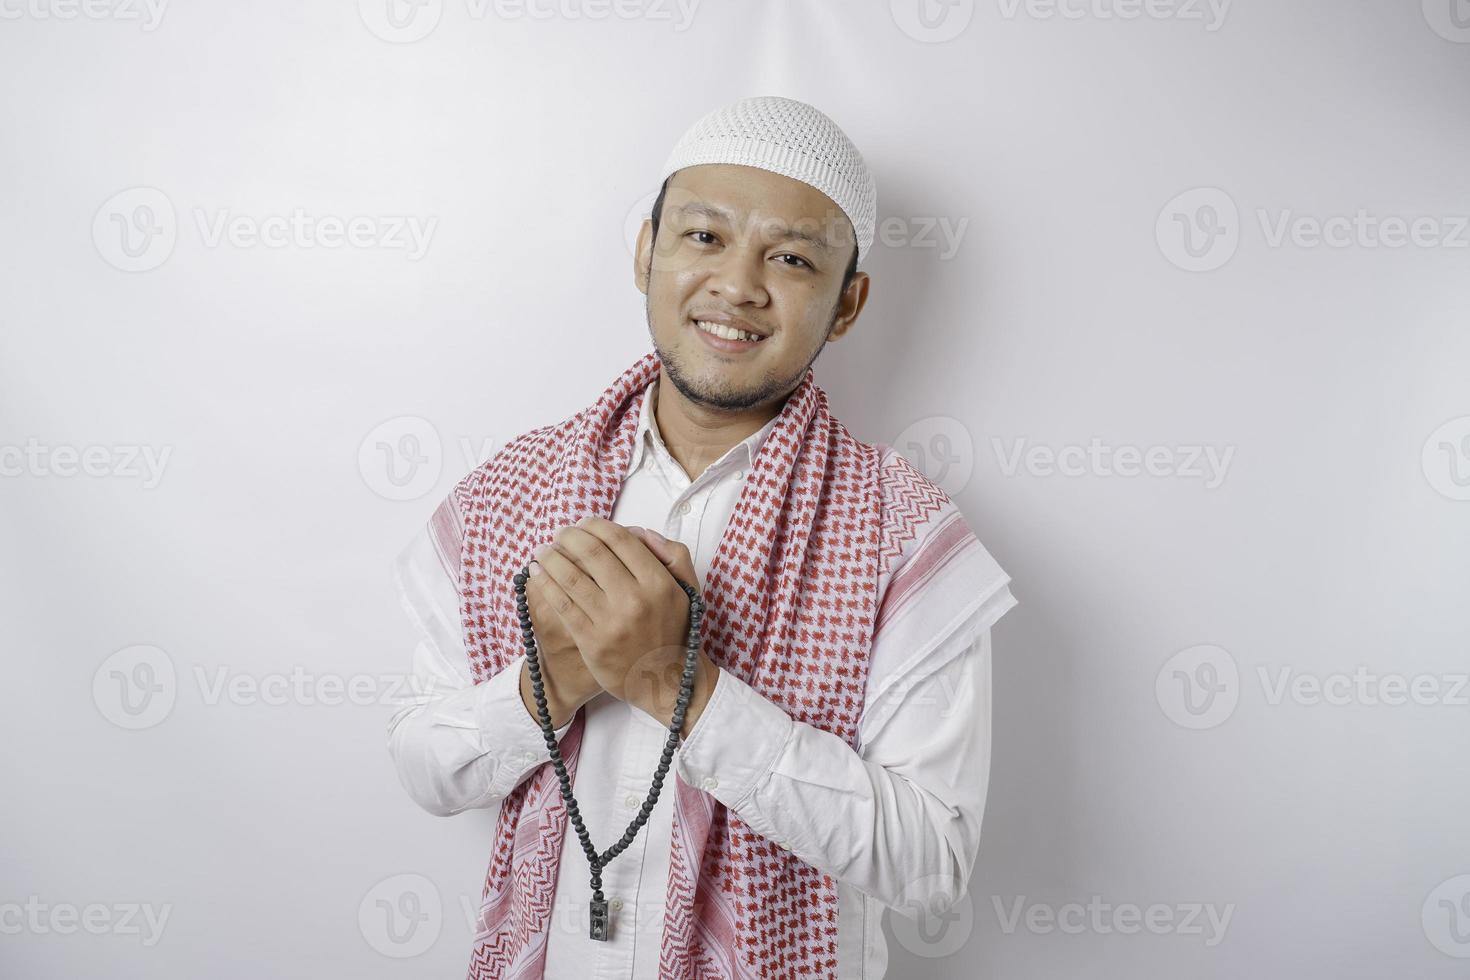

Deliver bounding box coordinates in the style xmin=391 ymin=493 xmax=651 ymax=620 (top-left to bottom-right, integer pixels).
xmin=645 ymin=652 xmax=718 ymax=739
xmin=520 ymin=658 xmax=575 ymax=729
xmin=686 ymin=656 xmax=720 ymax=738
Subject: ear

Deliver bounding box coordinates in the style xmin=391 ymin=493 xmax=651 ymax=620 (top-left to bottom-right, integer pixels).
xmin=632 ymin=218 xmax=653 ymax=294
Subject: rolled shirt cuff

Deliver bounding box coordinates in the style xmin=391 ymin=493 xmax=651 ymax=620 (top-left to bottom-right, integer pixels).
xmin=675 ymin=666 xmax=795 ymax=811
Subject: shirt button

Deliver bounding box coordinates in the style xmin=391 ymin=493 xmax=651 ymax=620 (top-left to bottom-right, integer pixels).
xmin=676 ymin=500 xmax=691 ymax=516
xmin=734 ymin=469 xmax=745 ymax=480
xmin=624 ymin=793 xmax=640 ymax=810
xmin=611 ymin=898 xmax=624 ymax=911
xmin=700 ymin=777 xmax=718 ymax=791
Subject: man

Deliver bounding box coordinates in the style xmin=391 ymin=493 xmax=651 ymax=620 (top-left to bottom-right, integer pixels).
xmin=387 ymin=95 xmax=1017 ymax=979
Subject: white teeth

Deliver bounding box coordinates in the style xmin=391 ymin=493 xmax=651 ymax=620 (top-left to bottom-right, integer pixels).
xmin=694 ymin=319 xmax=764 ymax=343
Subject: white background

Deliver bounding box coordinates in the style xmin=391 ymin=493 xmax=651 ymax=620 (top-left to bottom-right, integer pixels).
xmin=2 ymin=0 xmax=1468 ymax=977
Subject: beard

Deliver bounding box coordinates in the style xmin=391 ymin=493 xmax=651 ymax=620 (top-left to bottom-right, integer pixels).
xmin=644 ymin=294 xmax=839 ymax=414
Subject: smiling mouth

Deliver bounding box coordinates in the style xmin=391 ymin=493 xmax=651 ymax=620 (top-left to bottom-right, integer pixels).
xmin=689 ymin=318 xmax=768 ymax=354
xmin=690 ymin=318 xmax=768 ymax=342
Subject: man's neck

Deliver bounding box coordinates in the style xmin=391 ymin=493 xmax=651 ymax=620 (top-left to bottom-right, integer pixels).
xmin=652 ymin=372 xmax=780 ymax=483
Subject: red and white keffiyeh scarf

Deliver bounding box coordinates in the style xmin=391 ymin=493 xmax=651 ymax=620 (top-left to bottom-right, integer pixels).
xmin=437 ymin=349 xmax=948 ymax=978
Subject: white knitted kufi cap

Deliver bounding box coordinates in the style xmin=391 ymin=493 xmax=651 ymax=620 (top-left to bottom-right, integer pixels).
xmin=656 ymin=95 xmax=877 ymax=266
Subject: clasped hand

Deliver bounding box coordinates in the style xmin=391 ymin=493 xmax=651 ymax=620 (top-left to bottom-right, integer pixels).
xmin=523 ymin=516 xmax=716 ymax=728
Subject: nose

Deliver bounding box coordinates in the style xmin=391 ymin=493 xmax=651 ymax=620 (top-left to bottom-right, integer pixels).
xmin=705 ymin=243 xmax=768 ymax=308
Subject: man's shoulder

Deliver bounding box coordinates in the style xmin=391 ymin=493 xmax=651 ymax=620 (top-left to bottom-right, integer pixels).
xmin=867 ymin=442 xmax=970 ymax=573
xmin=832 ymin=424 xmax=957 ymax=514
xmin=872 ymin=441 xmax=955 ymax=504
xmin=453 ymin=413 xmax=579 ymax=499
xmin=866 ymin=444 xmax=1015 ymax=654
xmin=496 ymin=416 xmax=576 ymax=462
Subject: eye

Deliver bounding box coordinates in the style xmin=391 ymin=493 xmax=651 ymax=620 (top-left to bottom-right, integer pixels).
xmin=776 ymin=254 xmax=812 ymax=270
xmin=686 ymin=230 xmax=718 ymax=246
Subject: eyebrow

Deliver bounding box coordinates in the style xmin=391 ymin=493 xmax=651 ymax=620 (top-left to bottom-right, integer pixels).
xmin=669 ymin=201 xmax=836 ymax=254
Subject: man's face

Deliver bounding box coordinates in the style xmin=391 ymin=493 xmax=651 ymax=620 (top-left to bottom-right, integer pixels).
xmin=633 ymin=164 xmax=869 ymax=413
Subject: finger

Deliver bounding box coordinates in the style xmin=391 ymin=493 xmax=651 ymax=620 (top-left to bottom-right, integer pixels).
xmin=624 ymin=526 xmax=659 ymax=563
xmin=531 ymin=543 xmax=601 ymax=628
xmin=543 ymin=522 xmax=640 ymax=599
xmin=629 ymin=526 xmax=700 ymax=594
xmin=568 ymin=517 xmax=672 ymax=589
xmin=528 ymin=560 xmax=593 ymax=640
xmin=628 ymin=526 xmax=673 ymax=566
xmin=523 ymin=570 xmax=561 ymax=628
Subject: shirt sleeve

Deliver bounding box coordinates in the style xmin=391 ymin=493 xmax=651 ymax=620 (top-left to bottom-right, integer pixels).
xmin=674 ymin=573 xmax=1015 ymax=917
xmin=386 ymin=523 xmax=574 ymax=818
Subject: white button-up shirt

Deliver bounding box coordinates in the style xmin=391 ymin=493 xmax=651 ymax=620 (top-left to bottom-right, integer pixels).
xmin=388 ymin=380 xmax=1017 ymax=978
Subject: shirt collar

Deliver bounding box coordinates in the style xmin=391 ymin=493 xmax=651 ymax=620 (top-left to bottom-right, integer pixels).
xmin=625 ymin=380 xmax=782 ymax=480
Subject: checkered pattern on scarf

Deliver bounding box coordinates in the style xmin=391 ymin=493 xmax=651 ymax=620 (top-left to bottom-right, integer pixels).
xmin=450 ymin=349 xmax=937 ymax=978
